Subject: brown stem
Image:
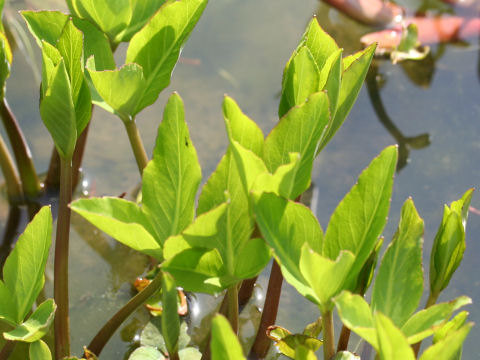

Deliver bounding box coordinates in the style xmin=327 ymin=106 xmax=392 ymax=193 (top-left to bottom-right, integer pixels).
xmin=322 ymin=309 xmax=335 ymax=360
xmin=0 ymin=206 xmax=21 ymax=270
xmin=72 ymin=120 xmax=90 ymax=191
xmin=44 ymin=148 xmax=60 ymax=191
xmin=238 ymin=276 xmax=258 ymax=307
xmin=54 ymin=157 xmax=72 ymax=359
xmin=249 ymin=260 xmax=283 ymax=359
xmin=0 ymin=132 xmax=23 ymax=204
xmin=337 ymin=325 xmax=351 ymax=352
xmin=86 ymin=270 xmax=163 ymax=357
xmin=0 ymin=98 xmax=41 ymax=198
xmin=0 ymin=340 xmax=16 ymax=360
xmin=227 ymin=284 xmax=239 ymax=334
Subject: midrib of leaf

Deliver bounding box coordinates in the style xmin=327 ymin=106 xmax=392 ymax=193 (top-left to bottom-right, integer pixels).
xmin=380 ymin=235 xmax=403 ymax=318
xmin=225 ymin=153 xmax=235 ymax=275
xmin=170 ymin=101 xmax=182 ymax=236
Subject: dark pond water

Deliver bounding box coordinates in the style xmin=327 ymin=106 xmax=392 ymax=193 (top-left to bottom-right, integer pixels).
xmin=0 ymin=0 xmax=479 ymax=358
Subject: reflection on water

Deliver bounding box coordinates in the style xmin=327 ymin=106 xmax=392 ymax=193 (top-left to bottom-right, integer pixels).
xmin=0 ymin=0 xmax=479 ymax=358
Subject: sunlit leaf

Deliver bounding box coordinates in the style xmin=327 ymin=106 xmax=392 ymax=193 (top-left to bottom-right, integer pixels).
xmin=265 ymin=92 xmax=330 ymax=196
xmin=402 ymin=296 xmax=471 ymax=344
xmin=317 ymin=44 xmax=376 ymax=153
xmin=332 ymin=352 xmax=361 ymax=360
xmin=253 ymin=192 xmax=322 ymax=303
xmin=4 ymin=299 xmax=56 ymax=342
xmin=279 ymin=46 xmax=320 ymax=114
xmin=334 ymin=291 xmax=377 ymax=349
xmin=86 ymin=59 xmax=146 ymax=120
xmin=71 ymin=197 xmax=162 ymax=259
xmin=419 ymin=323 xmax=473 ymax=360
xmin=300 ymin=244 xmax=355 ymax=311
xmin=70 ymin=0 xmax=131 ymax=44
xmin=21 ymin=11 xmax=69 ymax=47
xmin=210 ymin=315 xmax=246 ymax=360
xmin=375 ymin=312 xmax=415 ymax=360
xmin=126 ymin=0 xmax=208 ymax=113
xmin=142 ymin=93 xmax=201 ymax=244
xmin=3 ymin=207 xmax=52 ymax=324
xmin=29 ymin=340 xmax=52 ymax=360
xmin=372 ymin=198 xmax=424 ymax=327
xmin=323 ymin=146 xmax=397 ymax=290
xmin=118 ymin=0 xmax=167 ymax=43
xmin=40 ymin=57 xmax=76 ymax=159
xmin=161 ymin=273 xmax=179 ymax=357
xmin=128 ymin=346 xmax=165 ymax=360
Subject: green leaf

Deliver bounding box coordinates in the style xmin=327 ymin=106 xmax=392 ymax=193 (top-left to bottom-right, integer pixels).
xmin=277 ymin=335 xmax=322 ymax=359
xmin=375 ymin=312 xmax=415 ymax=360
xmin=57 ymin=20 xmax=91 ymax=135
xmin=162 ymin=204 xmax=234 ymax=294
xmin=57 ymin=20 xmax=83 ymax=104
xmin=0 ymin=282 xmax=16 ymax=326
xmin=86 ymin=59 xmax=146 ymax=120
xmin=128 ymin=346 xmax=165 ymax=360
xmin=199 ymin=96 xmax=263 ymax=215
xmin=317 ymin=44 xmax=376 ymax=153
xmin=402 ymin=296 xmax=471 ymax=344
xmin=300 ymin=244 xmax=355 ymax=311
xmin=29 ymin=340 xmax=52 ymax=360
xmin=252 ymin=152 xmax=303 ymax=200
xmin=70 ymin=0 xmax=131 ymax=44
xmin=71 ymin=197 xmax=162 ymax=259
xmin=3 ymin=207 xmax=52 ymax=324
xmin=320 ymin=49 xmax=342 ymax=118
xmin=294 ymin=345 xmax=317 ymax=360
xmin=323 ymin=146 xmax=397 ymax=290
xmin=0 ymin=32 xmax=11 ymax=98
xmin=279 ymin=46 xmax=320 ymax=114
xmin=161 ymin=273 xmax=180 ymax=357
xmin=126 ymin=0 xmax=208 ymax=113
xmin=301 ymin=18 xmax=340 ymax=71
xmin=72 ymin=17 xmax=116 ymax=70
xmin=334 ymin=291 xmax=377 ymax=349
xmin=223 ymin=96 xmax=264 ymax=157
xmin=450 ymin=188 xmax=474 ymax=230
xmin=21 ymin=11 xmax=69 ymax=47
xmin=332 ymin=352 xmax=361 ymax=360
xmin=118 ymin=0 xmax=166 ymax=43
xmin=372 ymin=198 xmax=424 ymax=327
xmin=433 ymin=310 xmax=469 ymax=343
xmin=264 ymin=92 xmax=330 ymax=196
xmin=430 ymin=211 xmax=464 ymax=294
xmin=419 ymin=323 xmax=473 ymax=360
xmin=234 ymin=238 xmax=271 ymax=280
xmin=40 ymin=58 xmax=76 ymax=159
xmin=253 ymin=192 xmax=322 ymax=303
xmin=4 ymin=299 xmax=56 ymax=342
xmin=210 ymin=314 xmax=246 ymax=360
xmin=142 ymin=93 xmax=201 ymax=245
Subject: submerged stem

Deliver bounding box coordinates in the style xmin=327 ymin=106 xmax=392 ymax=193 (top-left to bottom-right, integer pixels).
xmin=86 ymin=269 xmax=163 ymax=357
xmin=0 ymin=132 xmax=23 ymax=204
xmin=123 ymin=118 xmax=149 ymax=174
xmin=0 ymin=98 xmax=41 ymax=198
xmin=54 ymin=157 xmax=72 ymax=359
xmin=249 ymin=260 xmax=283 ymax=359
xmin=337 ymin=325 xmax=351 ymax=352
xmin=322 ymin=309 xmax=335 ymax=360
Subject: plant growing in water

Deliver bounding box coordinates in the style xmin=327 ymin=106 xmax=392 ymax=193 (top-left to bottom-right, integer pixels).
xmin=0 ymin=1 xmax=474 ymax=360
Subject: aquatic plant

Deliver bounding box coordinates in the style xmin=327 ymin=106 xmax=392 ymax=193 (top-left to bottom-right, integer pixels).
xmin=0 ymin=1 xmax=474 ymax=360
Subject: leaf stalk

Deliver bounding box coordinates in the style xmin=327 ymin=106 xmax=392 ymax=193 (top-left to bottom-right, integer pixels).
xmin=86 ymin=269 xmax=163 ymax=357
xmin=123 ymin=118 xmax=149 ymax=174
xmin=54 ymin=157 xmax=72 ymax=359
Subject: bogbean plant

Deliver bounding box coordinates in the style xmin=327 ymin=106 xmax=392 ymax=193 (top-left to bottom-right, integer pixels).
xmin=0 ymin=2 xmax=473 ymax=360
